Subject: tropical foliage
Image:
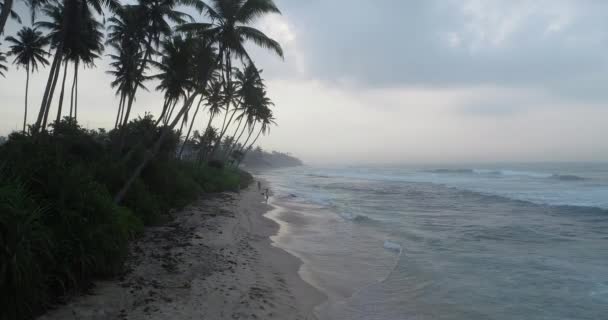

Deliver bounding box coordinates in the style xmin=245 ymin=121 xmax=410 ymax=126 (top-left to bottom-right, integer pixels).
xmin=0 ymin=0 xmax=281 ymax=318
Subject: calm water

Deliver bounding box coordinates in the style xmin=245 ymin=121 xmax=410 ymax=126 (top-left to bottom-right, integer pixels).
xmin=259 ymin=163 xmax=608 ymax=320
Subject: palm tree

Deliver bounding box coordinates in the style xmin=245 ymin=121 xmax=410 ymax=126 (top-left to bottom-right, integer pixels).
xmin=151 ymin=35 xmax=195 ymax=125
xmin=176 ymin=0 xmax=283 ymax=160
xmin=238 ymin=100 xmax=275 ymax=165
xmin=58 ymin=5 xmax=104 ymax=122
xmin=177 ymin=36 xmax=217 ymax=158
xmin=5 ymin=27 xmax=49 ymax=132
xmin=107 ymin=40 xmax=148 ymax=128
xmin=33 ymin=0 xmax=119 ymax=132
xmin=238 ymin=88 xmax=274 ymax=156
xmin=109 ymin=0 xmax=198 ymax=127
xmin=106 ymin=5 xmax=148 ymax=128
xmin=114 ymin=0 xmax=284 ymax=204
xmin=0 ymin=0 xmax=22 ymax=35
xmin=221 ymin=63 xmax=263 ymax=159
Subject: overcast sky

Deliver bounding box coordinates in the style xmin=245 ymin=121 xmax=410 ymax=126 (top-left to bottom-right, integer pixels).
xmin=2 ymin=0 xmax=608 ymax=164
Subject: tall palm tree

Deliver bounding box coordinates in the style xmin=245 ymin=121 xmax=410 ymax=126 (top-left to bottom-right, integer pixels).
xmin=176 ymin=0 xmax=283 ymax=160
xmin=34 ymin=0 xmax=119 ymax=132
xmin=107 ymin=40 xmax=148 ymax=128
xmin=239 ymin=100 xmax=275 ymax=165
xmin=5 ymin=27 xmax=49 ymax=132
xmin=0 ymin=0 xmax=22 ymax=35
xmin=177 ymin=36 xmax=217 ymax=158
xmin=151 ymin=35 xmax=195 ymax=125
xmin=238 ymin=88 xmax=274 ymax=156
xmin=109 ymin=0 xmax=198 ymax=127
xmin=106 ymin=5 xmax=148 ymax=128
xmin=57 ymin=5 xmax=104 ymax=122
xmin=222 ymin=63 xmax=263 ymax=158
xmin=115 ymin=0 xmax=284 ymax=204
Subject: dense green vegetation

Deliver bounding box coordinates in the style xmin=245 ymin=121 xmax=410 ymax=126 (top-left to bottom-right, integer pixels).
xmin=0 ymin=0 xmax=282 ymax=317
xmin=0 ymin=118 xmax=251 ymax=319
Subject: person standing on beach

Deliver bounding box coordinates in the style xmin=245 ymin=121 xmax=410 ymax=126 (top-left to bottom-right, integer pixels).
xmin=265 ymin=188 xmax=269 ymax=203
xmin=257 ymin=181 xmax=261 ymax=191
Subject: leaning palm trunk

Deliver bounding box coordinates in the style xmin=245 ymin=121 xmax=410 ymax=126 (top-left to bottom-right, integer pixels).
xmin=222 ymin=116 xmax=244 ymax=160
xmin=199 ymin=112 xmax=215 ymax=161
xmin=211 ymin=106 xmax=238 ymax=160
xmin=239 ymin=123 xmax=256 ymax=154
xmin=69 ymin=61 xmax=77 ymax=117
xmin=55 ymin=59 xmax=70 ymax=123
xmin=41 ymin=55 xmax=63 ymax=129
xmin=114 ymin=92 xmax=126 ymax=129
xmin=114 ymin=47 xmax=225 ymax=204
xmin=74 ymin=63 xmax=79 ymax=120
xmin=155 ymin=99 xmax=171 ymax=126
xmin=121 ymin=90 xmax=135 ymax=128
xmin=122 ymin=36 xmax=153 ymax=127
xmin=23 ymin=65 xmax=30 ymax=133
xmin=178 ymin=97 xmax=204 ymax=159
xmin=237 ymin=127 xmax=264 ymax=166
xmin=35 ymin=47 xmax=62 ymax=131
xmin=0 ymin=0 xmax=13 ymax=36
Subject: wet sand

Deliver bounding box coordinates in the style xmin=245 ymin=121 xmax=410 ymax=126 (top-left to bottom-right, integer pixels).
xmin=39 ymin=184 xmax=325 ymax=320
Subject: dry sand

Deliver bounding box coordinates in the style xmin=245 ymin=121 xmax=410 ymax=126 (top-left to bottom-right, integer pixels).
xmin=39 ymin=184 xmax=325 ymax=320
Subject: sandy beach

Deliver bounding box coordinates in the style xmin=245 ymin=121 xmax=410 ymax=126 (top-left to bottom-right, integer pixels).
xmin=39 ymin=183 xmax=325 ymax=320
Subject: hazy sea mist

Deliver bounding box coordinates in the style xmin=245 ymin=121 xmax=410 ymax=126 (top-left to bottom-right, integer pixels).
xmin=260 ymin=163 xmax=608 ymax=320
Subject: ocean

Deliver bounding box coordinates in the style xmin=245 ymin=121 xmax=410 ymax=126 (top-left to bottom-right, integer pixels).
xmin=258 ymin=163 xmax=608 ymax=320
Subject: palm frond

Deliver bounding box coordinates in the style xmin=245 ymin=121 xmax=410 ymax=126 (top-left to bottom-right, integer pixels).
xmin=236 ymin=26 xmax=283 ymax=58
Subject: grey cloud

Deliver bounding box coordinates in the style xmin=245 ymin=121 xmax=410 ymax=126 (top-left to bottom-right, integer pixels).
xmin=269 ymin=0 xmax=608 ymax=100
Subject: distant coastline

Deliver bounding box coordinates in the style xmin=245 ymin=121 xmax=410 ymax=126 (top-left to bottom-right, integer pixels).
xmin=241 ymin=147 xmax=303 ymax=169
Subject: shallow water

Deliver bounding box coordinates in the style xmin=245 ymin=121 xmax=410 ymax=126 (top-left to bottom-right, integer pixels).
xmin=260 ymin=163 xmax=608 ymax=320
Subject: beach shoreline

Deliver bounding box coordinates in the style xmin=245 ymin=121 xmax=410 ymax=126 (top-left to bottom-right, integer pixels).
xmin=39 ymin=182 xmax=325 ymax=320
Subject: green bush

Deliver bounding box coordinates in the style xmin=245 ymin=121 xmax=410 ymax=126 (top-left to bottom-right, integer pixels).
xmin=0 ymin=177 xmax=53 ymax=320
xmin=0 ymin=118 xmax=252 ymax=319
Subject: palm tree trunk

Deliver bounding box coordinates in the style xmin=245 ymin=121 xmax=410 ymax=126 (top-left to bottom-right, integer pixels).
xmin=23 ymin=65 xmax=30 ymax=133
xmin=74 ymin=63 xmax=79 ymax=120
xmin=212 ymin=106 xmax=239 ymax=160
xmin=178 ymin=96 xmax=203 ymax=159
xmin=69 ymin=61 xmax=77 ymax=117
xmin=35 ymin=47 xmax=61 ymax=131
xmin=222 ymin=117 xmax=244 ymax=160
xmin=0 ymin=0 xmax=13 ymax=36
xmin=165 ymin=100 xmax=178 ymax=125
xmin=115 ymin=92 xmax=125 ymax=129
xmin=239 ymin=123 xmax=256 ymax=154
xmin=122 ymin=90 xmax=135 ymax=128
xmin=155 ymin=99 xmax=170 ymax=126
xmin=42 ymin=55 xmax=63 ymax=129
xmin=55 ymin=59 xmax=69 ymax=123
xmin=114 ymin=46 xmax=225 ymax=204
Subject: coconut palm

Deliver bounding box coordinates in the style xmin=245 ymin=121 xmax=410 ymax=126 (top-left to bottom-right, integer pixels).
xmin=106 ymin=5 xmax=148 ymax=128
xmin=222 ymin=63 xmax=263 ymax=158
xmin=110 ymin=0 xmax=199 ymax=127
xmin=114 ymin=0 xmax=284 ymax=204
xmin=151 ymin=35 xmax=195 ymax=125
xmin=34 ymin=0 xmax=119 ymax=132
xmin=107 ymin=40 xmax=149 ymax=128
xmin=239 ymin=100 xmax=275 ymax=163
xmin=0 ymin=0 xmax=22 ymax=35
xmin=176 ymin=0 xmax=283 ymax=161
xmin=5 ymin=27 xmax=49 ymax=132
xmin=177 ymin=36 xmax=218 ymax=158
xmin=59 ymin=5 xmax=104 ymax=122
